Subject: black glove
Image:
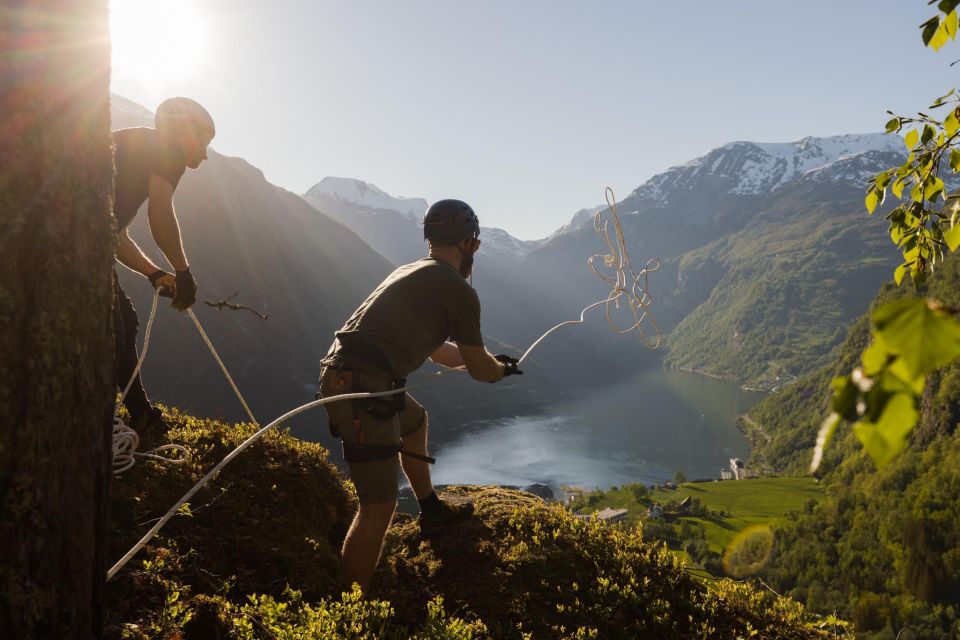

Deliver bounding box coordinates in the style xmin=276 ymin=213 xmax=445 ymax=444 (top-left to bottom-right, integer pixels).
xmin=147 ymin=270 xmax=175 ymax=298
xmin=172 ymin=268 xmax=198 ymax=310
xmin=495 ymin=354 xmax=523 ymax=379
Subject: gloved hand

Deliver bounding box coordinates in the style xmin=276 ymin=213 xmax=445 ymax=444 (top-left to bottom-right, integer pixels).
xmin=495 ymin=354 xmax=523 ymax=378
xmin=147 ymin=270 xmax=175 ymax=298
xmin=172 ymin=268 xmax=198 ymax=310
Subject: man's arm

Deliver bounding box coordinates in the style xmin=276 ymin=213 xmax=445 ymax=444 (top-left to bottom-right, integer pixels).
xmin=456 ymin=343 xmax=505 ymax=383
xmin=429 ymin=341 xmax=464 ymax=368
xmin=116 ymin=229 xmax=162 ymax=277
xmin=116 ymin=229 xmax=176 ymax=294
xmin=146 ymin=174 xmax=189 ymax=272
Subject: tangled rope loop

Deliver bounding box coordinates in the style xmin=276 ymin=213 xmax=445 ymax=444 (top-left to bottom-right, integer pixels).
xmin=587 ymin=187 xmax=662 ymax=349
xmin=112 ymin=292 xmax=190 ymax=475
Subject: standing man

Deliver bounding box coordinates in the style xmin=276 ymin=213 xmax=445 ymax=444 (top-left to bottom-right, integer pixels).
xmin=318 ymin=199 xmax=523 ymax=592
xmin=112 ymin=97 xmax=215 ymax=429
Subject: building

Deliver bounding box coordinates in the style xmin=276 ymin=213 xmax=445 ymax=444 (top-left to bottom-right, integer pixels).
xmin=595 ymin=507 xmax=629 ymax=523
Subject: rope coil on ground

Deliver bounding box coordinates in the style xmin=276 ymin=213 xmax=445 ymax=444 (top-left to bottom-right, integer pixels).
xmin=112 ymin=292 xmax=189 ymax=475
xmin=108 ymin=187 xmax=661 ymax=580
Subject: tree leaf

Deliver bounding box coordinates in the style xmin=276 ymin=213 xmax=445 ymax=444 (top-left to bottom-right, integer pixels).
xmin=886 ymin=117 xmax=901 ymax=133
xmin=931 ymin=21 xmax=951 ymax=50
xmin=946 ymin=9 xmax=959 ymax=40
xmin=866 ymin=189 xmax=879 ymax=214
xmin=892 ymin=179 xmax=905 ymax=198
xmin=950 ymin=149 xmax=960 ymax=173
xmin=852 ymin=393 xmax=918 ymax=467
xmin=922 ymin=17 xmax=941 ymax=46
xmin=945 ymin=222 xmax=960 ymax=251
xmin=872 ymin=298 xmax=960 ymax=376
xmin=905 ymin=129 xmax=919 ymax=149
xmin=946 ymin=109 xmax=960 ymax=135
xmin=894 ymin=263 xmax=909 ymax=285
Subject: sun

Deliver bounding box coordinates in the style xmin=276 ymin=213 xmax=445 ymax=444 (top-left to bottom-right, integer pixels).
xmin=110 ymin=0 xmax=208 ymax=88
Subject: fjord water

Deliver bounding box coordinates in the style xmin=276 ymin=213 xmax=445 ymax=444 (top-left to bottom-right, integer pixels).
xmin=430 ymin=368 xmax=766 ymax=491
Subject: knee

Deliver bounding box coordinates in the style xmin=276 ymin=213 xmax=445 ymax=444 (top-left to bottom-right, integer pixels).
xmin=357 ymin=500 xmax=397 ymax=525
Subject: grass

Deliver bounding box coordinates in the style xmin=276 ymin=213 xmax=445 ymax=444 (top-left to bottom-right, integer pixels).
xmin=576 ymin=477 xmax=824 ymax=554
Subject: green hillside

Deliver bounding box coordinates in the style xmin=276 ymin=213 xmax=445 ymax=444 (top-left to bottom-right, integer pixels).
xmin=747 ymin=252 xmax=960 ymax=639
xmin=664 ymin=185 xmax=897 ymax=390
xmin=570 ymin=478 xmax=823 ymax=561
xmin=105 ymin=410 xmax=833 ymax=639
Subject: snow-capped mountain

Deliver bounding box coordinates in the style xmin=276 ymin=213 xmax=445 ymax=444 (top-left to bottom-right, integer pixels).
xmin=302 ymin=177 xmax=541 ymax=264
xmin=632 ymin=133 xmax=903 ymax=206
xmin=305 ymin=177 xmax=427 ymax=221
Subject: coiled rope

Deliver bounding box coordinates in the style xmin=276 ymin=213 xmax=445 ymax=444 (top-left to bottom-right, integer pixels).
xmin=107 ymin=187 xmax=660 ymax=580
xmin=112 ymin=293 xmax=189 ymax=474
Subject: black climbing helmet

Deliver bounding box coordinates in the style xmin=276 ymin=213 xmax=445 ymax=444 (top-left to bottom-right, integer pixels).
xmin=423 ymin=199 xmax=480 ymax=245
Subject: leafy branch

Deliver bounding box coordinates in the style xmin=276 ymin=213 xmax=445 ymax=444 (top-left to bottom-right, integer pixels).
xmin=814 ymin=1 xmax=960 ymax=471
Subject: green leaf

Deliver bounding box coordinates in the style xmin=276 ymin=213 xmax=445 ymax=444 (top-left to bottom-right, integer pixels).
xmin=892 ymin=179 xmax=905 ymax=198
xmin=946 ymin=9 xmax=959 ymax=40
xmin=852 ymin=393 xmax=918 ymax=467
xmin=946 ymin=109 xmax=960 ymax=135
xmin=886 ymin=117 xmax=901 ymax=133
xmin=894 ymin=262 xmax=909 ymax=285
xmin=905 ymin=129 xmax=919 ymax=149
xmin=887 ymin=358 xmax=927 ymax=395
xmin=931 ymin=21 xmax=951 ymax=50
xmin=939 ymin=1 xmax=960 ymax=16
xmin=862 ymin=338 xmax=891 ymax=376
xmin=865 ymin=189 xmax=879 ymax=214
xmin=830 ymin=376 xmax=859 ymax=422
xmin=950 ymin=149 xmax=960 ymax=172
xmin=946 ymin=222 xmax=960 ymax=251
xmin=922 ymin=17 xmax=941 ymax=46
xmin=922 ymin=124 xmax=937 ymax=144
xmin=872 ymin=298 xmax=960 ymax=376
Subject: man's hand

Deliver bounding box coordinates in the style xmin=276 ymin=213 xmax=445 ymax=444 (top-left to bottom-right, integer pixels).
xmin=494 ymin=354 xmax=523 ymax=378
xmin=172 ymin=268 xmax=198 ymax=310
xmin=148 ymin=270 xmax=176 ymax=298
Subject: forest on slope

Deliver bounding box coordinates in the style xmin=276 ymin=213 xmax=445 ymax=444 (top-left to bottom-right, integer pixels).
xmin=746 ymin=252 xmax=960 ymax=639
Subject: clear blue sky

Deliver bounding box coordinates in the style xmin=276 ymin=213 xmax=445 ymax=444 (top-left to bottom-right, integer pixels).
xmin=111 ymin=1 xmax=954 ymax=239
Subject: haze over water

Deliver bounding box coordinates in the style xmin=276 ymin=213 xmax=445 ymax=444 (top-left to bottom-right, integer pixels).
xmin=430 ymin=368 xmax=765 ymax=491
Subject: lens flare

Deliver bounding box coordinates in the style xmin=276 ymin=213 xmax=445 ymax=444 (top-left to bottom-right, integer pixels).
xmin=722 ymin=525 xmax=774 ymax=578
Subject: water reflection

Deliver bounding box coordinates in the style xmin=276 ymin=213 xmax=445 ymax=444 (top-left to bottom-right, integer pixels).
xmin=431 ymin=368 xmax=764 ymax=491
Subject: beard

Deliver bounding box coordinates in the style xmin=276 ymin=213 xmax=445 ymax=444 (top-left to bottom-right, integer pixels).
xmin=459 ymin=251 xmax=474 ymax=279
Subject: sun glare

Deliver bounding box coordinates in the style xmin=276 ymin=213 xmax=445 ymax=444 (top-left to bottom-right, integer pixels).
xmin=110 ymin=0 xmax=207 ymax=88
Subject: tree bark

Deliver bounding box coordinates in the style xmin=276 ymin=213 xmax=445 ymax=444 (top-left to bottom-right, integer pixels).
xmin=0 ymin=2 xmax=115 ymax=638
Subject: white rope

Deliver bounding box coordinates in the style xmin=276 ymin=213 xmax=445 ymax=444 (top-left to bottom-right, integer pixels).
xmin=186 ymin=307 xmax=259 ymax=426
xmin=107 ymin=187 xmax=661 ymax=579
xmin=112 ymin=292 xmax=189 ymax=475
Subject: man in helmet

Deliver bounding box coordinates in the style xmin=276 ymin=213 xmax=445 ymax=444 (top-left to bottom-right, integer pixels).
xmin=112 ymin=97 xmax=215 ymax=429
xmin=318 ymin=198 xmax=522 ymax=592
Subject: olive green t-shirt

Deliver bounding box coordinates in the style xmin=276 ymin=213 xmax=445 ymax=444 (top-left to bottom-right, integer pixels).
xmin=328 ymin=258 xmax=484 ymax=377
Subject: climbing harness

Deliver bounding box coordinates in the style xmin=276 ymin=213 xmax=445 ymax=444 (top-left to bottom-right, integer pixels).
xmin=107 ymin=187 xmax=661 ymax=580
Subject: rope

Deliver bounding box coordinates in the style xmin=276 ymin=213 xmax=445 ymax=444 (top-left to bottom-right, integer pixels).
xmin=186 ymin=308 xmax=259 ymax=426
xmin=112 ymin=292 xmax=189 ymax=474
xmin=107 ymin=187 xmax=661 ymax=579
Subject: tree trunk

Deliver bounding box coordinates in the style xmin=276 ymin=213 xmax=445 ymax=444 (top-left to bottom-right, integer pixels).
xmin=0 ymin=2 xmax=115 ymax=638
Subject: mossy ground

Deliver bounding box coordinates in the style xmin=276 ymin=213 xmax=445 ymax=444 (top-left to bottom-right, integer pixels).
xmin=105 ymin=409 xmax=840 ymax=639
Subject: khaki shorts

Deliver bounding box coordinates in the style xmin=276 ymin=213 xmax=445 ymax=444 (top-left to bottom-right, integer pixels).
xmin=318 ymin=364 xmax=426 ymax=505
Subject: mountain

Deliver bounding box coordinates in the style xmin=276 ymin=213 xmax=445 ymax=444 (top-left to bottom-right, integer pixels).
xmin=304 ymin=177 xmax=544 ymax=267
xmin=110 ymin=95 xmax=564 ymax=445
xmin=524 ymin=133 xmax=907 ymax=388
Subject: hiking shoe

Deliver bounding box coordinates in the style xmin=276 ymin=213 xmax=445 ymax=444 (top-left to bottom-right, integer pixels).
xmin=418 ymin=499 xmax=474 ymax=536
